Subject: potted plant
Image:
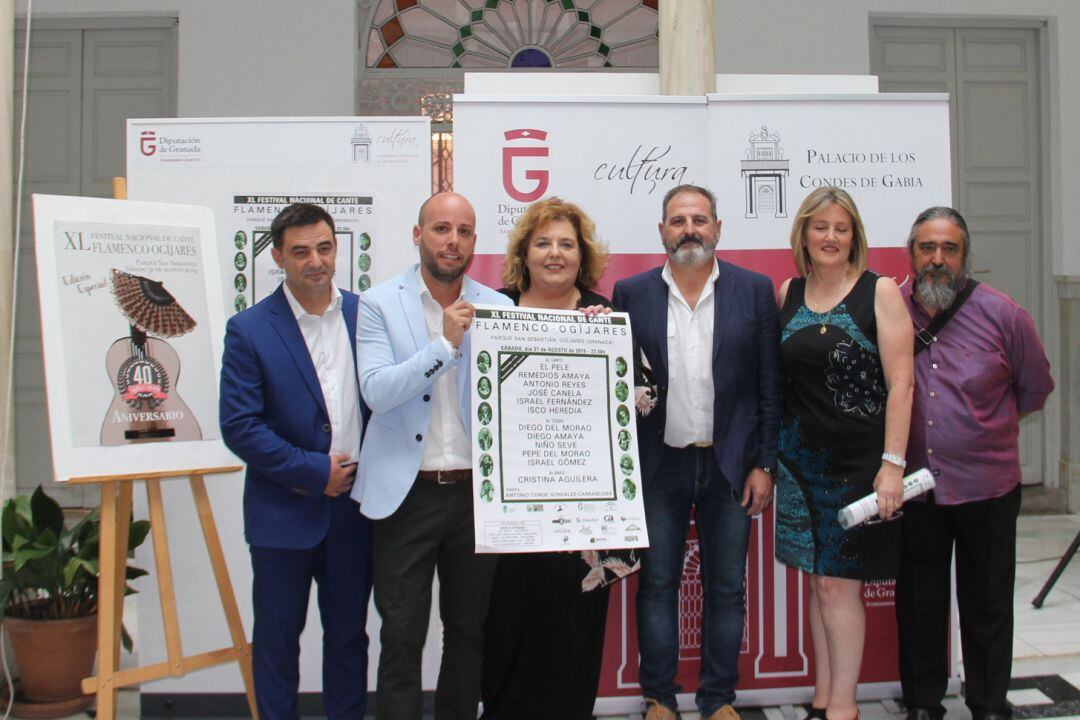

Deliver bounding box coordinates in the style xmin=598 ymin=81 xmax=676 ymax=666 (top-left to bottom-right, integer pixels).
xmin=0 ymin=485 xmax=149 ymax=716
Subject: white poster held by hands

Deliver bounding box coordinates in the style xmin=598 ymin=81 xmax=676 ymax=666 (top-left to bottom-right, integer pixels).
xmin=470 ymin=305 xmax=649 ymax=554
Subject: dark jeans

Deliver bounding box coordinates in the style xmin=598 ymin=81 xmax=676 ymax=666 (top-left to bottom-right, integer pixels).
xmin=373 ymin=477 xmax=497 ymax=720
xmin=250 ymin=496 xmax=373 ymax=720
xmin=896 ymin=485 xmax=1021 ymax=720
xmin=636 ymin=445 xmax=751 ymax=717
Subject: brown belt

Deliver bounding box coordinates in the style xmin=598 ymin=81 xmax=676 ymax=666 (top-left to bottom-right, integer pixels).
xmin=417 ymin=469 xmax=472 ymax=485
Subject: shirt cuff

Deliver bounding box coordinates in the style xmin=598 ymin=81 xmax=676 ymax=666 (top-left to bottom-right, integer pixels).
xmin=439 ymin=334 xmax=461 ymax=359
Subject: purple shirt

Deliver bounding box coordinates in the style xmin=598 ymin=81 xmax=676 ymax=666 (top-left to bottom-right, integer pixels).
xmin=902 ymin=281 xmax=1054 ymax=505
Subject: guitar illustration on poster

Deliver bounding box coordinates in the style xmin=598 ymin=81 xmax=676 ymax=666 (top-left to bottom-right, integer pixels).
xmin=100 ymin=269 xmax=202 ymax=444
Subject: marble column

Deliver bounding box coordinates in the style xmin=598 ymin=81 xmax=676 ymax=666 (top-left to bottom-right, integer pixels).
xmin=1058 ymin=276 xmax=1080 ymax=513
xmin=658 ymin=0 xmax=716 ymax=95
xmin=0 ymin=0 xmax=14 ymax=503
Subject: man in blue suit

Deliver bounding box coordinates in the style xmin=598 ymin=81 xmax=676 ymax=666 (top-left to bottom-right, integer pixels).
xmin=352 ymin=192 xmax=512 ymax=720
xmin=612 ymin=185 xmax=783 ymax=720
xmin=220 ymin=203 xmax=373 ymax=720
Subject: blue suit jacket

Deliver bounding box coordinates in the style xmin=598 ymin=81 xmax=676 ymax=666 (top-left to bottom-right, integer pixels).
xmin=612 ymin=261 xmax=784 ymax=496
xmin=352 ymin=265 xmax=513 ymax=520
xmin=219 ymin=285 xmax=369 ymax=549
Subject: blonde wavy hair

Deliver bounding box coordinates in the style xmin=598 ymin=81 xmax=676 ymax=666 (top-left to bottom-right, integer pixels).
xmin=789 ymin=187 xmax=869 ymax=278
xmin=501 ymin=197 xmax=609 ymax=292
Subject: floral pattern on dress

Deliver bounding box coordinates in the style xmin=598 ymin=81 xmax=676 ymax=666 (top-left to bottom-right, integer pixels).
xmin=581 ymin=549 xmax=640 ymax=592
xmin=825 ymin=339 xmax=885 ymax=417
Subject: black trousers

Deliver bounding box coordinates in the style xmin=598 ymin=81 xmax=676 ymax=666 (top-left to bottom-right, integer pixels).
xmin=481 ymin=552 xmax=611 ymax=720
xmin=373 ymin=478 xmax=497 ymax=720
xmin=896 ymin=485 xmax=1021 ymax=720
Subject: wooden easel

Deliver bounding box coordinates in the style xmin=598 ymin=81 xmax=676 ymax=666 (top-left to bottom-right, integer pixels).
xmin=70 ymin=468 xmax=257 ymax=720
xmin=68 ymin=178 xmax=259 ymax=720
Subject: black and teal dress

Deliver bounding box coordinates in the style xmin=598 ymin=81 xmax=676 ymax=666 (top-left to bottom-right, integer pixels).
xmin=775 ymin=270 xmax=900 ymax=581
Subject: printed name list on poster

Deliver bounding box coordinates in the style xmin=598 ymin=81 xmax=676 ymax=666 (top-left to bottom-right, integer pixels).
xmin=470 ymin=305 xmax=649 ymax=553
xmin=229 ymin=194 xmax=376 ymax=315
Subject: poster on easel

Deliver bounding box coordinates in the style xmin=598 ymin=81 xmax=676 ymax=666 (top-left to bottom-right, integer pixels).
xmin=126 ymin=117 xmax=431 ymax=318
xmin=32 ymin=194 xmax=235 ymax=481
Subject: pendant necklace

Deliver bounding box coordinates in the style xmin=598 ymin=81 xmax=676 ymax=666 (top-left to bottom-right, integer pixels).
xmin=808 ymin=275 xmax=849 ymax=335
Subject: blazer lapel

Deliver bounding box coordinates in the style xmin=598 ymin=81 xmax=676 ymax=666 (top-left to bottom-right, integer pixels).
xmin=712 ymin=260 xmax=736 ymax=363
xmin=397 ymin=267 xmax=429 ymax=352
xmin=267 ymin=286 xmax=328 ymax=417
xmin=343 ymin=290 xmax=359 ymax=365
xmin=457 ymin=277 xmax=484 ymax=415
xmin=647 ymin=271 xmax=670 ymax=387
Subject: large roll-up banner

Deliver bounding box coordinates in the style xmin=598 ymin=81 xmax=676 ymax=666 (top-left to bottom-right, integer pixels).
xmin=453 ymin=93 xmax=953 ymax=711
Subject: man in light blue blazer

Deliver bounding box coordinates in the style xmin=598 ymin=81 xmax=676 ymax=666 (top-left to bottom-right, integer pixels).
xmin=352 ymin=192 xmax=512 ymax=720
xmin=220 ymin=203 xmax=373 ymax=720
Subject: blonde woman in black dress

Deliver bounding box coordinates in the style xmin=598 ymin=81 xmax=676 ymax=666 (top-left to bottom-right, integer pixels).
xmin=775 ymin=188 xmax=914 ymax=720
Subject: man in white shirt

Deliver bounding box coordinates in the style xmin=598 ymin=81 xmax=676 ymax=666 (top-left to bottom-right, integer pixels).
xmin=220 ymin=203 xmax=372 ymax=719
xmin=352 ymin=192 xmax=513 ymax=719
xmin=612 ymin=185 xmax=783 ymax=720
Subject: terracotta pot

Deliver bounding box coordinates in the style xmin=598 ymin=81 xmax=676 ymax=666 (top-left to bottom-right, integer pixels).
xmin=4 ymin=614 xmax=97 ymax=702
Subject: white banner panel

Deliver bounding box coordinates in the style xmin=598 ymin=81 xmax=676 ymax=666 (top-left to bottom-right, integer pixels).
xmin=127 ymin=117 xmax=432 ymax=319
xmin=455 ymin=93 xmax=951 ymax=298
xmin=454 ymin=96 xmax=707 ymax=256
xmin=708 ymin=94 xmax=952 ymax=251
xmin=124 ymin=117 xmax=433 ymax=696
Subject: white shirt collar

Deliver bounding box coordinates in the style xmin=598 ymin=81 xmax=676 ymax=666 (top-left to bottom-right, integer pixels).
xmin=661 ymin=257 xmax=719 ymax=287
xmin=415 ymin=265 xmax=465 ymax=302
xmin=281 ymin=282 xmax=342 ymax=320
xmin=661 ymin=257 xmax=720 ymax=304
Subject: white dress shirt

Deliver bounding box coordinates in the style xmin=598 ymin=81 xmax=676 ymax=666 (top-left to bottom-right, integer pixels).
xmin=662 ymin=259 xmax=719 ymax=447
xmin=417 ymin=268 xmax=471 ymax=471
xmin=282 ymin=283 xmax=363 ymax=460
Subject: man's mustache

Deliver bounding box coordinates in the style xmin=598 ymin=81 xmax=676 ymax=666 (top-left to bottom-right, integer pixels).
xmin=919 ymin=263 xmax=955 ymax=279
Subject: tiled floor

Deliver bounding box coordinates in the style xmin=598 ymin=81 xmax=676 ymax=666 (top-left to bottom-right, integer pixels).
xmin=29 ymin=514 xmax=1080 ymax=719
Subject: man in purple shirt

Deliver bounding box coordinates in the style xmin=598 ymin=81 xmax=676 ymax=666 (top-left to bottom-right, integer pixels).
xmin=896 ymin=207 xmax=1054 ymax=720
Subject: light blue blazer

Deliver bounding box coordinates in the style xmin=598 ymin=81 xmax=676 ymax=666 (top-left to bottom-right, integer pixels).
xmin=352 ymin=265 xmax=513 ymax=519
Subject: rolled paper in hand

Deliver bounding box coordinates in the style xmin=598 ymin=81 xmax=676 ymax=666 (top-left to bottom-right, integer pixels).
xmin=837 ymin=468 xmax=935 ymax=530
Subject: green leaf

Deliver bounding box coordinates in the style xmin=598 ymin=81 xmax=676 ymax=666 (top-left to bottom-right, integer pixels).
xmin=125 ymin=566 xmax=148 ymax=580
xmin=13 ymin=543 xmax=56 ymax=571
xmin=30 ymin=486 xmax=65 ymax=537
xmin=121 ymin=624 xmax=133 ymax=653
xmin=62 ymin=557 xmax=97 ymax=588
xmin=2 ymin=501 xmax=18 ymax=548
xmin=128 ymin=520 xmax=151 ymax=551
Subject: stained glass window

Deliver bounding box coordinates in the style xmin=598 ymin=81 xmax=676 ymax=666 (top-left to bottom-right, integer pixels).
xmin=366 ymin=0 xmax=658 ymax=69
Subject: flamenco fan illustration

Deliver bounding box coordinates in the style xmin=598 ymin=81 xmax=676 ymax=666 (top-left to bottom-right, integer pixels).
xmin=110 ymin=269 xmax=197 ymax=337
xmin=100 ymin=269 xmax=202 ymax=445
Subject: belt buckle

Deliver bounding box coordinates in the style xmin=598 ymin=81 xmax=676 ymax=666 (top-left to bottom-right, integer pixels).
xmin=436 ymin=469 xmax=453 ymax=485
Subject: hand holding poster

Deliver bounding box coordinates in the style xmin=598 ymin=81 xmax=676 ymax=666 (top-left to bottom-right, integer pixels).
xmin=470 ymin=305 xmax=649 ymax=553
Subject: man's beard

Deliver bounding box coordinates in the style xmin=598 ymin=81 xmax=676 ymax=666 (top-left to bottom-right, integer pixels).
xmin=419 ymin=243 xmax=468 ymax=284
xmin=914 ymin=263 xmax=961 ymax=312
xmin=667 ymin=234 xmax=716 ymax=267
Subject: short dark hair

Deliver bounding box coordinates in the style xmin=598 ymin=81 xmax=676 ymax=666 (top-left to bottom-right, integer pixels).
xmin=661 ymin=184 xmax=717 ymax=222
xmin=270 ymin=203 xmax=336 ymax=250
xmin=906 ymin=206 xmax=972 ymax=267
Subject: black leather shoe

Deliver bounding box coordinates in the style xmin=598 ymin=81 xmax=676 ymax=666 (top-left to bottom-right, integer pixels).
xmin=906 ymin=708 xmax=936 ymax=720
xmin=974 ymin=713 xmax=1010 ymax=720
